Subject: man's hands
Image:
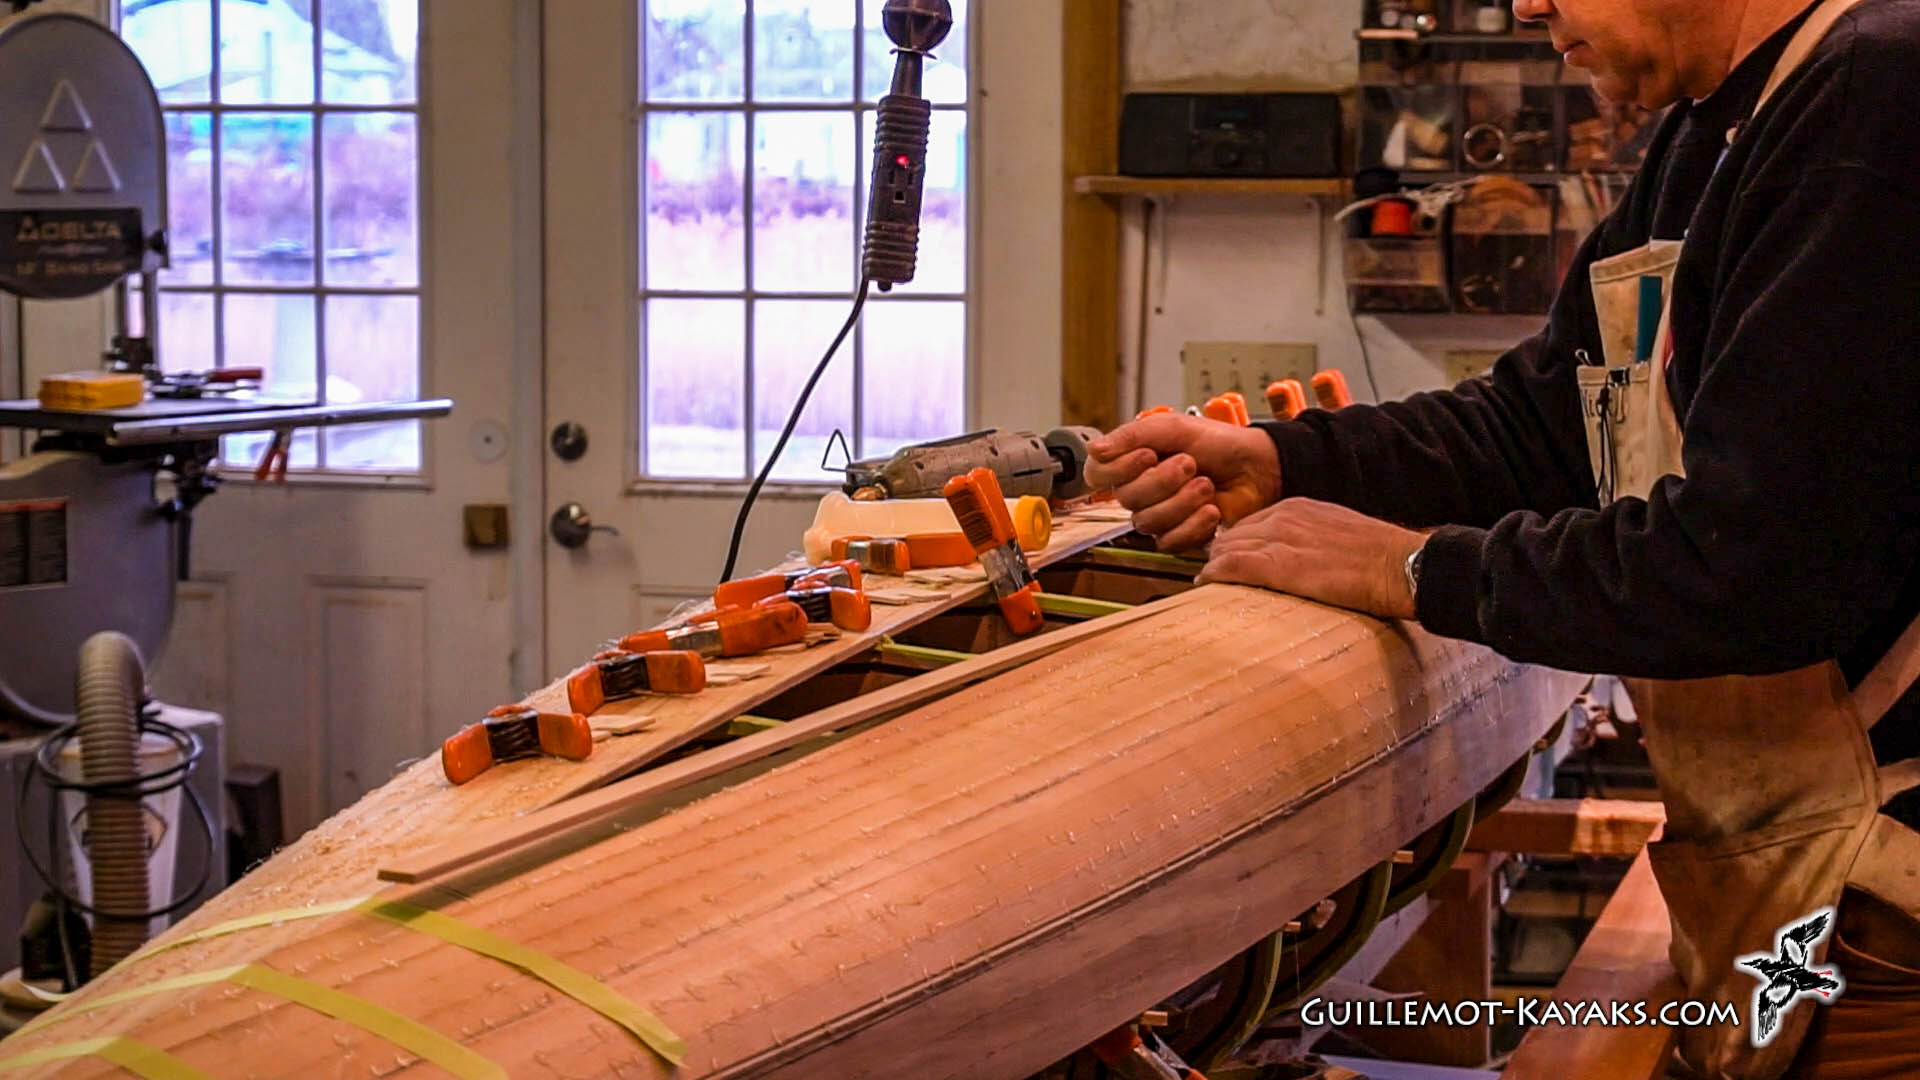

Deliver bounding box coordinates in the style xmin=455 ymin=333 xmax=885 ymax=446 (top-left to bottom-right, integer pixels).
xmin=1198 ymin=499 xmax=1428 ymax=620
xmin=1084 ymin=414 xmax=1282 ymax=552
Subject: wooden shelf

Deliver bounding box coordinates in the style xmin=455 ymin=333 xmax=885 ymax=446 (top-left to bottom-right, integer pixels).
xmin=1074 ymin=175 xmax=1350 ymax=199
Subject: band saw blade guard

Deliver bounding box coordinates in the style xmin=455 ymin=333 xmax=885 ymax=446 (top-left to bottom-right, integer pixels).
xmin=843 ymin=426 xmax=1103 ymax=504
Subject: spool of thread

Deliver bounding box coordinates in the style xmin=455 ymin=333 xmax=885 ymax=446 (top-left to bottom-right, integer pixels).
xmin=1369 ymin=198 xmax=1416 ymax=236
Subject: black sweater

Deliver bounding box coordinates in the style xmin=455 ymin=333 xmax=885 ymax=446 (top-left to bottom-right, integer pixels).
xmin=1265 ymin=0 xmax=1920 ymax=771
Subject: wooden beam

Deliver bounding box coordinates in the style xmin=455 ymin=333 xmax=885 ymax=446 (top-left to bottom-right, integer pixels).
xmin=1061 ymin=0 xmax=1123 ymax=428
xmin=1466 ymin=798 xmax=1666 ymax=858
xmin=379 ymin=594 xmax=1199 ymax=884
xmin=1501 ymin=851 xmax=1681 ymax=1080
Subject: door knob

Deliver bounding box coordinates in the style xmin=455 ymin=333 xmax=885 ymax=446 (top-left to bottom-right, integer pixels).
xmin=549 ymin=502 xmax=619 ymax=549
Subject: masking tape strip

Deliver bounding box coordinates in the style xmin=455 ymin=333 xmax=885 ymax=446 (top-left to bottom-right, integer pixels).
xmin=11 ymin=965 xmax=503 ymax=1080
xmin=0 ymin=1036 xmax=212 ymax=1080
xmin=128 ymin=895 xmax=375 ymax=963
xmin=361 ymin=900 xmax=688 ymax=1067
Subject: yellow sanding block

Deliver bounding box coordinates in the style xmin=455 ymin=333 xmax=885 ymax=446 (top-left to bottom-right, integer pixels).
xmin=38 ymin=372 xmax=145 ymax=411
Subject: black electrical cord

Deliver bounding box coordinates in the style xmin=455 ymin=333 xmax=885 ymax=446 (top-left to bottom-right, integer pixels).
xmin=718 ymin=277 xmax=872 ymax=583
xmin=1350 ymin=305 xmax=1383 ymax=403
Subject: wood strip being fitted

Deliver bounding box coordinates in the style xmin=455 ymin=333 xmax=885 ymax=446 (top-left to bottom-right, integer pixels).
xmin=1466 ymin=797 xmax=1668 ymax=858
xmin=0 ymin=586 xmax=1584 ymax=1079
xmin=1501 ymin=850 xmax=1681 ymax=1080
xmin=380 ymin=594 xmax=1195 ymax=884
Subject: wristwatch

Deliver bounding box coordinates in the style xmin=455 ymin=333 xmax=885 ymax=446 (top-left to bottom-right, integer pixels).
xmin=1404 ymin=543 xmax=1426 ymax=609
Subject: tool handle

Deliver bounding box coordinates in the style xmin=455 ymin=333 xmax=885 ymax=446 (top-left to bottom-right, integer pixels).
xmin=714 ymin=573 xmax=788 ymax=610
xmin=208 ymin=367 xmax=265 ymax=382
xmin=943 ymin=467 xmax=1018 ymax=552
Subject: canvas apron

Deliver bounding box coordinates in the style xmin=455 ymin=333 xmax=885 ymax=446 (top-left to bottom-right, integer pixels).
xmin=1578 ymin=1 xmax=1920 ymax=1074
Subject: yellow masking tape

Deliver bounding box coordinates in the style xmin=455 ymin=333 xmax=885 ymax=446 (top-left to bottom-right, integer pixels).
xmin=361 ymin=900 xmax=688 ymax=1068
xmin=11 ymin=965 xmax=503 ymax=1080
xmin=0 ymin=1036 xmax=212 ymax=1080
xmin=128 ymin=895 xmax=375 ymax=963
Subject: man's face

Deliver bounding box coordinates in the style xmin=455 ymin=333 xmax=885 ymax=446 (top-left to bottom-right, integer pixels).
xmin=1514 ymin=0 xmax=1690 ymax=108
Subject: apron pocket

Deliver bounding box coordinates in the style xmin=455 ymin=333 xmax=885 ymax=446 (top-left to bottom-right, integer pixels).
xmin=1648 ymin=814 xmax=1867 ymax=1080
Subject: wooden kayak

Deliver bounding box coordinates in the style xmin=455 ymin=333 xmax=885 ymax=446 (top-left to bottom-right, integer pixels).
xmin=0 ymin=507 xmax=1584 ymax=1078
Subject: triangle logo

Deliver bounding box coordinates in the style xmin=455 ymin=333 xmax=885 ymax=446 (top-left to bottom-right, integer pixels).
xmin=12 ymin=140 xmax=65 ymax=194
xmin=70 ymin=142 xmax=122 ymax=193
xmin=39 ymin=80 xmax=92 ymax=133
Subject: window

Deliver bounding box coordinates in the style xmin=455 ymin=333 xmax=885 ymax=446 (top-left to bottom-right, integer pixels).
xmin=121 ymin=0 xmax=422 ymax=474
xmin=641 ymin=0 xmax=971 ymax=481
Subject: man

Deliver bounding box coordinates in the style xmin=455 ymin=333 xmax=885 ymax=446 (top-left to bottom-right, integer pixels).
xmin=1087 ymin=0 xmax=1920 ymax=1076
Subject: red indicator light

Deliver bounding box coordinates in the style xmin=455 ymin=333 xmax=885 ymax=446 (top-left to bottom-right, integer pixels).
xmin=895 ymin=154 xmax=911 ymax=167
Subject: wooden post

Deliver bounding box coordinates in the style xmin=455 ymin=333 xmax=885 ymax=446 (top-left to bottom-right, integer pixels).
xmin=1061 ymin=0 xmax=1123 ymax=429
xmin=1360 ymin=853 xmax=1498 ymax=1067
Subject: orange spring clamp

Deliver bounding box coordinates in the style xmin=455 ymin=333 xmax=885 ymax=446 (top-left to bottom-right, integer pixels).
xmin=1202 ymin=391 xmax=1251 ymax=426
xmin=618 ymin=601 xmax=807 ymax=658
xmin=943 ymin=466 xmax=1043 ymax=636
xmin=714 ymin=561 xmax=862 ymax=610
xmin=1266 ymin=379 xmax=1308 ymax=420
xmin=1311 ymin=369 xmax=1354 ymax=409
xmin=566 ymin=649 xmax=706 ymax=715
xmin=757 ymin=585 xmax=871 ymax=631
xmin=441 ymin=705 xmax=594 ymax=785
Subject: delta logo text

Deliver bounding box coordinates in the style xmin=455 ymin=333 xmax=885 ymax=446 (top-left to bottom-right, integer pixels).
xmin=1736 ymin=907 xmax=1845 ymax=1048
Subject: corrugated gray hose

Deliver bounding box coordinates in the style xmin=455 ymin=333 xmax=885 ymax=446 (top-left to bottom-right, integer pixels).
xmin=74 ymin=630 xmax=150 ymax=978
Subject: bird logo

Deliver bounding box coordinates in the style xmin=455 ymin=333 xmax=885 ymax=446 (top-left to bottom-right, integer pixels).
xmin=1735 ymin=908 xmax=1846 ymax=1047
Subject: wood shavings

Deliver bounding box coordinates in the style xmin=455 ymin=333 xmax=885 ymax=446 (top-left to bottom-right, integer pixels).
xmin=1068 ymin=505 xmax=1134 ymax=523
xmin=705 ymin=661 xmax=773 ymax=687
xmin=866 ymin=585 xmax=955 ymax=605
xmin=590 ymin=714 xmax=656 ymax=740
xmin=906 ymin=566 xmax=987 ymax=587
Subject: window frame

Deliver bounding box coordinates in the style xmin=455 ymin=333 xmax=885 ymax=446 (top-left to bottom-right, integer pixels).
xmin=631 ymin=0 xmax=977 ymax=490
xmin=118 ymin=0 xmax=431 ymax=487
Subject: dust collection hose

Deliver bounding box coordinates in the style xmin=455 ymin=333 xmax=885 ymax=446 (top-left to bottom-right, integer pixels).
xmin=73 ymin=631 xmax=151 ymax=978
xmin=17 ymin=631 xmax=212 ymax=985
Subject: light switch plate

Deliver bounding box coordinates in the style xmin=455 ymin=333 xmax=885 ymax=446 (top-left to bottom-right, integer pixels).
xmin=1181 ymin=343 xmax=1319 ymax=415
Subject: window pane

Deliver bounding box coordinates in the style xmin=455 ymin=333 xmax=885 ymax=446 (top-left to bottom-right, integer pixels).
xmin=123 ymin=0 xmax=215 ymax=105
xmin=754 ymin=0 xmax=854 ymax=103
xmin=154 ymin=291 xmax=216 ymax=374
xmin=857 ymin=109 xmax=965 ymax=294
xmin=221 ymin=293 xmax=319 ymax=470
xmin=861 ymin=300 xmax=962 ymax=459
xmin=647 ymin=299 xmax=744 ymax=478
xmin=753 ymin=301 xmax=852 ymax=481
xmin=222 ymin=113 xmax=316 ymax=286
xmin=863 ymin=0 xmax=967 ymax=105
xmin=323 ymin=295 xmax=420 ymax=470
xmin=322 ymin=0 xmax=419 ymax=104
xmin=754 ymin=112 xmax=855 ymax=292
xmin=645 ymin=0 xmax=744 ymax=103
xmin=322 ymin=112 xmax=418 ymax=286
xmin=645 ymin=112 xmax=745 ymax=291
xmin=164 ymin=113 xmax=216 ymax=285
xmin=220 ymin=0 xmax=316 ymax=105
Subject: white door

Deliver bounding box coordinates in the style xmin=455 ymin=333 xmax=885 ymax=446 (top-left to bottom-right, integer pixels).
xmin=541 ymin=0 xmax=1067 ymax=671
xmin=13 ymin=0 xmax=538 ymax=838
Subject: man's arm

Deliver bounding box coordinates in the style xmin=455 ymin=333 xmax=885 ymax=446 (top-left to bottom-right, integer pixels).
xmin=1264 ymin=252 xmax=1603 ymax=531
xmin=1417 ymin=167 xmax=1920 ymax=678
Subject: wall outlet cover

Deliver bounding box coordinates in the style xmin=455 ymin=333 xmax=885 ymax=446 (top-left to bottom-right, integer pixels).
xmin=1181 ymin=342 xmax=1319 ymax=414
